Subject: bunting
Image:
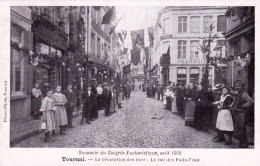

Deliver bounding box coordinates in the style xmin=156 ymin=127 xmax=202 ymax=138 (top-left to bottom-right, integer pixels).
xmin=93 ymin=6 xmax=101 ymax=11
xmin=131 ymin=49 xmax=141 ymax=66
xmin=122 ymin=30 xmax=127 ymax=39
xmin=101 ymin=6 xmax=115 ymax=24
xmin=131 ymin=29 xmax=144 ymax=49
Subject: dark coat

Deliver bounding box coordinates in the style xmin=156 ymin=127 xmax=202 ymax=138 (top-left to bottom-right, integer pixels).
xmin=82 ymin=90 xmax=96 ymax=114
xmin=63 ymin=89 xmax=77 ymax=107
xmin=103 ymin=87 xmax=112 ymax=105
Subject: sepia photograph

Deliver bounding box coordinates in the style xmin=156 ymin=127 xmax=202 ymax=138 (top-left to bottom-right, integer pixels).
xmin=9 ymin=5 xmax=255 ymax=150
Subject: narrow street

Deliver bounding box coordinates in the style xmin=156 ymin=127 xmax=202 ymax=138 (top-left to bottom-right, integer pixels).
xmin=13 ymin=87 xmax=231 ymax=148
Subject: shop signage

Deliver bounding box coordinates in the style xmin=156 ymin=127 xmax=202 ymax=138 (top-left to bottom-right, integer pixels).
xmin=177 ymin=59 xmax=206 ymax=64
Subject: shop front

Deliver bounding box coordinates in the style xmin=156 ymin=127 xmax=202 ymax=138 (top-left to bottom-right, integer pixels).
xmin=169 ymin=59 xmax=215 ymax=87
xmin=32 ymin=15 xmax=68 ymax=92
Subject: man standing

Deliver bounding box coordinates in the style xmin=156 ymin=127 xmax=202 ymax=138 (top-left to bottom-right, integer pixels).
xmin=81 ymin=84 xmax=96 ymax=125
xmin=103 ymin=83 xmax=112 ymax=117
xmin=231 ymin=82 xmax=254 ymax=148
xmin=63 ymin=84 xmax=77 ymax=128
xmin=126 ymin=83 xmax=131 ymax=99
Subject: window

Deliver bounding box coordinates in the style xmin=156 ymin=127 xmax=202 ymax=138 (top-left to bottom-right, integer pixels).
xmin=190 ymin=40 xmax=200 ymax=59
xmin=178 ymin=16 xmax=187 ymax=33
xmin=163 ymin=18 xmax=171 ymax=34
xmin=190 ymin=16 xmax=200 ymax=33
xmin=11 ymin=25 xmax=24 ymax=93
xmin=217 ymin=15 xmax=227 ymax=32
xmin=203 ymin=16 xmax=213 ymax=33
xmin=216 ymin=40 xmax=226 ymax=58
xmin=97 ymin=37 xmax=101 ymax=57
xmin=178 ymin=41 xmax=187 ymax=59
xmin=233 ymin=39 xmax=241 ymax=55
xmin=190 ymin=67 xmax=200 ymax=84
xmin=177 ymin=68 xmax=187 ymax=85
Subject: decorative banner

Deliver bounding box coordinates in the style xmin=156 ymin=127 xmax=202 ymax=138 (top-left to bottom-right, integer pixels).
xmin=131 ymin=49 xmax=141 ymax=66
xmin=122 ymin=30 xmax=127 ymax=39
xmin=131 ymin=29 xmax=144 ymax=49
xmin=147 ymin=26 xmax=154 ymax=46
xmin=118 ymin=32 xmax=124 ymax=44
xmin=93 ymin=6 xmax=101 ymax=11
xmin=101 ymin=6 xmax=116 ymax=24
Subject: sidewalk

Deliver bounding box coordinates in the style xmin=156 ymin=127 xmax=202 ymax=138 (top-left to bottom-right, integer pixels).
xmin=10 ymin=109 xmax=82 ymax=145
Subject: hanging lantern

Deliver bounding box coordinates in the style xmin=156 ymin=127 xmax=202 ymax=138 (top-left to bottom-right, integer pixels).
xmin=76 ymin=63 xmax=80 ymax=67
xmin=29 ymin=50 xmax=34 ymax=55
xmin=62 ymin=62 xmax=65 ymax=66
xmin=78 ymin=68 xmax=82 ymax=71
xmin=82 ymin=68 xmax=84 ymax=71
xmin=67 ymin=68 xmax=70 ymax=71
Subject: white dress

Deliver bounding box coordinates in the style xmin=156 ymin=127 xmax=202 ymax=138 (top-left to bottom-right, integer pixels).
xmin=171 ymin=93 xmax=178 ymax=113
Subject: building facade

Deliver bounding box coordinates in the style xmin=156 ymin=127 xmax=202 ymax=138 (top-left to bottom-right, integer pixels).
xmin=152 ymin=7 xmax=228 ymax=86
xmin=224 ymin=7 xmax=254 ymax=97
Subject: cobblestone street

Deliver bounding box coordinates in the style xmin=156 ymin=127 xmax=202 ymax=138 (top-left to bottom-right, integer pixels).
xmin=13 ymin=90 xmax=232 ymax=148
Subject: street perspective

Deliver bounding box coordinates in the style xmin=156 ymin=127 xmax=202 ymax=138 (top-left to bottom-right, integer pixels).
xmin=10 ymin=6 xmax=255 ymax=149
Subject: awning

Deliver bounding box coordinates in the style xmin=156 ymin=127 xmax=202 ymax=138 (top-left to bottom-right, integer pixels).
xmin=161 ymin=44 xmax=170 ymax=55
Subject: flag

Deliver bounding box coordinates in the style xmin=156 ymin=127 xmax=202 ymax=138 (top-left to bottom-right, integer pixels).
xmin=158 ymin=22 xmax=162 ymax=28
xmin=131 ymin=49 xmax=141 ymax=66
xmin=122 ymin=47 xmax=128 ymax=54
xmin=109 ymin=12 xmax=125 ymax=35
xmin=93 ymin=6 xmax=101 ymax=11
xmin=147 ymin=26 xmax=154 ymax=46
xmin=101 ymin=6 xmax=115 ymax=24
xmin=131 ymin=29 xmax=144 ymax=49
xmin=118 ymin=33 xmax=124 ymax=44
xmin=123 ymin=64 xmax=131 ymax=75
xmin=122 ymin=30 xmax=127 ymax=39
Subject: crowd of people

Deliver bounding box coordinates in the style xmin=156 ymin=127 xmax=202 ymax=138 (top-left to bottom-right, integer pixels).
xmin=32 ymin=80 xmax=133 ymax=142
xmin=145 ymin=81 xmax=254 ymax=148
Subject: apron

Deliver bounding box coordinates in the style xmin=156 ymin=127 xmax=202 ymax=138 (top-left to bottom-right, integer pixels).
xmin=216 ymin=94 xmax=234 ymax=131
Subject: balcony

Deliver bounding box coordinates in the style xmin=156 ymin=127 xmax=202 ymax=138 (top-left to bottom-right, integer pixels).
xmin=91 ymin=20 xmax=111 ymax=44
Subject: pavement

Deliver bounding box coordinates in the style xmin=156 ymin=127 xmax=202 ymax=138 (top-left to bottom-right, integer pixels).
xmin=12 ymin=90 xmax=240 ymax=148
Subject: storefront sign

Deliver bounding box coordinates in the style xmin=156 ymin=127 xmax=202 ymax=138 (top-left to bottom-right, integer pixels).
xmin=177 ymin=59 xmax=206 ymax=64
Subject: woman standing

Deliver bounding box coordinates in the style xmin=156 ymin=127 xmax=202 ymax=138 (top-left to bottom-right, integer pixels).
xmin=212 ymin=87 xmax=234 ymax=145
xmin=184 ymin=83 xmax=197 ymax=127
xmin=117 ymin=84 xmax=123 ymax=108
xmin=109 ymin=86 xmax=117 ymax=114
xmin=31 ymin=83 xmax=42 ymax=119
xmin=163 ymin=86 xmax=172 ymax=110
xmin=171 ymin=86 xmax=178 ymax=114
xmin=53 ymin=86 xmax=68 ymax=135
xmin=39 ymin=89 xmax=56 ymax=142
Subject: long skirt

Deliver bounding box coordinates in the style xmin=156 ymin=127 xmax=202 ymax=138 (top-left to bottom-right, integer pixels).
xmin=54 ymin=106 xmax=68 ymax=127
xmin=109 ymin=97 xmax=116 ymax=114
xmin=97 ymin=95 xmax=103 ymax=110
xmin=166 ymin=96 xmax=172 ymax=110
xmin=118 ymin=92 xmax=123 ymax=104
xmin=232 ymin=110 xmax=246 ymax=136
xmin=216 ymin=109 xmax=234 ymax=131
xmin=185 ymin=100 xmax=196 ymax=126
xmin=31 ymin=97 xmax=41 ymax=115
xmin=171 ymin=97 xmax=178 ymax=113
xmin=39 ymin=110 xmax=55 ymax=132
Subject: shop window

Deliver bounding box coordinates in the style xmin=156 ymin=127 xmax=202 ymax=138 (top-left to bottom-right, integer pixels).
xmin=178 ymin=40 xmax=187 ymax=59
xmin=190 ymin=16 xmax=200 ymax=33
xmin=11 ymin=25 xmax=24 ymax=93
xmin=216 ymin=40 xmax=226 ymax=58
xmin=217 ymin=15 xmax=227 ymax=32
xmin=190 ymin=67 xmax=199 ymax=84
xmin=203 ymin=15 xmax=213 ymax=33
xmin=177 ymin=67 xmax=187 ymax=85
xmin=178 ymin=16 xmax=187 ymax=33
xmin=190 ymin=40 xmax=200 ymax=59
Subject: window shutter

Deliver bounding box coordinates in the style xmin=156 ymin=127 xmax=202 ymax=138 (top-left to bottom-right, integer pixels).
xmin=27 ymin=31 xmax=34 ymax=50
xmin=217 ymin=15 xmax=227 ymax=32
xmin=26 ymin=64 xmax=33 ymax=94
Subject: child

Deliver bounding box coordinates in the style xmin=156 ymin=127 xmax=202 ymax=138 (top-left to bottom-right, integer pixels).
xmin=39 ymin=90 xmax=56 ymax=142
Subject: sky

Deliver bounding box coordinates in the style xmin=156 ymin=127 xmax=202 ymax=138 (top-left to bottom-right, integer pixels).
xmin=115 ymin=6 xmax=164 ymax=49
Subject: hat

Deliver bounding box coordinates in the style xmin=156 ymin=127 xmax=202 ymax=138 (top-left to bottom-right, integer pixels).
xmin=86 ymin=83 xmax=92 ymax=87
xmin=212 ymin=84 xmax=221 ymax=90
